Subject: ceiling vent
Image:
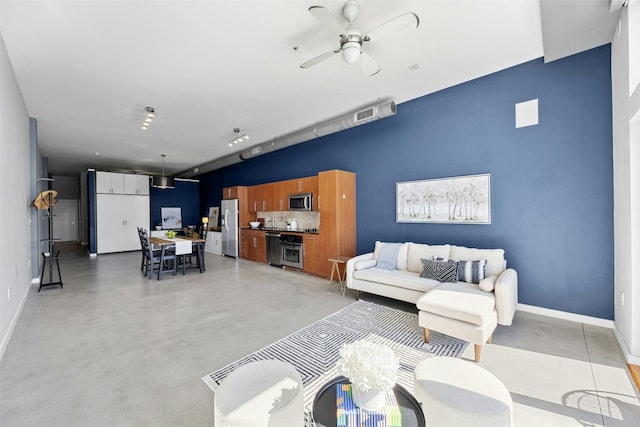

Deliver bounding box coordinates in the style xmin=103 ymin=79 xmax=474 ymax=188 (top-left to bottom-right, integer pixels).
xmin=355 ymin=107 xmax=375 ymax=123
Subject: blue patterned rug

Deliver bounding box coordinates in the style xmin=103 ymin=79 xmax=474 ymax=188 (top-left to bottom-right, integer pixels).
xmin=202 ymin=299 xmax=467 ymax=424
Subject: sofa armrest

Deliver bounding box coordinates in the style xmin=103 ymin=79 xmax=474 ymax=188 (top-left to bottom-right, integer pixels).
xmin=494 ymin=268 xmax=518 ymax=326
xmin=346 ymin=253 xmax=374 ymax=290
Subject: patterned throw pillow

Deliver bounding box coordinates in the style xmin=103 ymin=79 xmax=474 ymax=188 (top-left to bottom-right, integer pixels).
xmin=456 ymin=259 xmax=487 ymax=284
xmin=420 ymin=258 xmax=457 ymax=283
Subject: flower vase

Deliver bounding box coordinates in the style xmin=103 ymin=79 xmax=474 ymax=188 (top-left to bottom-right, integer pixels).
xmin=351 ymin=386 xmax=387 ymax=411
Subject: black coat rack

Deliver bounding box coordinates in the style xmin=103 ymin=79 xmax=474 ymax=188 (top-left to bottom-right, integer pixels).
xmin=32 ymin=180 xmax=63 ymax=292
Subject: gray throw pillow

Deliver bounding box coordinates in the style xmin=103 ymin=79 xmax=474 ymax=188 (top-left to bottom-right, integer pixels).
xmin=377 ymin=243 xmax=403 ymax=271
xmin=420 ymin=258 xmax=458 ymax=283
xmin=456 ymin=259 xmax=487 ymax=284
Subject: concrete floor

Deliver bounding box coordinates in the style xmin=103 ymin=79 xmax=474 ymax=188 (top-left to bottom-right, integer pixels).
xmin=1 ymin=243 xmax=639 ymax=426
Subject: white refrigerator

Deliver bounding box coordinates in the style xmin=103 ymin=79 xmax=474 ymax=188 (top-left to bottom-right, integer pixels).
xmin=221 ymin=199 xmax=239 ymax=257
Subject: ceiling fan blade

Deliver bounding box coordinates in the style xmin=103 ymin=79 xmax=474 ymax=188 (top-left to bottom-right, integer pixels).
xmin=360 ymin=52 xmax=381 ymax=76
xmin=309 ymin=6 xmax=347 ymax=34
xmin=300 ymin=49 xmax=341 ymax=69
xmin=365 ymin=12 xmax=419 ymax=42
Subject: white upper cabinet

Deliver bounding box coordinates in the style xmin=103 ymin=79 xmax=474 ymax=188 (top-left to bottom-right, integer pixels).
xmin=124 ymin=174 xmax=149 ymax=195
xmin=97 ymin=171 xmax=148 ymax=195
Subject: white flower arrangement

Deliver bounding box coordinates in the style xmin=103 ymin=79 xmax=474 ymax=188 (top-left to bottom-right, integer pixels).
xmin=336 ymin=340 xmax=399 ymax=392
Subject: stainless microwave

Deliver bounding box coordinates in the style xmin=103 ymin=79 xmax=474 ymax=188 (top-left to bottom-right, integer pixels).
xmin=289 ymin=193 xmax=313 ymax=211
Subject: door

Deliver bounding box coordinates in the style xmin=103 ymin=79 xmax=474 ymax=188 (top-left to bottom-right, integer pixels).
xmin=52 ymin=199 xmax=79 ymax=242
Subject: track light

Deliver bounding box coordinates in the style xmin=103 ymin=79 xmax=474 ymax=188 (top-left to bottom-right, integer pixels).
xmin=227 ymin=128 xmax=250 ymax=147
xmin=141 ymin=106 xmax=156 ymax=130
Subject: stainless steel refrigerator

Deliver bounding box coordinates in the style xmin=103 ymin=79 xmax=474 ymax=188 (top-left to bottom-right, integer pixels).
xmin=221 ymin=198 xmax=239 ymax=257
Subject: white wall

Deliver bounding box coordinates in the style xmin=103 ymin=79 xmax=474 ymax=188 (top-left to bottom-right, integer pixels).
xmin=0 ymin=32 xmax=33 ymax=359
xmin=613 ymin=2 xmax=640 ymax=363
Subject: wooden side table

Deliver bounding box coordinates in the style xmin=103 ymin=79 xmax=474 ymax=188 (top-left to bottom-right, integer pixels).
xmin=328 ymin=256 xmax=350 ymax=296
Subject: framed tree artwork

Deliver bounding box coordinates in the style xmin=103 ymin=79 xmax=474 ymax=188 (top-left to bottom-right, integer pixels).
xmin=396 ymin=174 xmax=491 ymax=224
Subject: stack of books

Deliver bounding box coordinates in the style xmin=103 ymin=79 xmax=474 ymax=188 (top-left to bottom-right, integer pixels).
xmin=336 ymin=384 xmax=402 ymax=427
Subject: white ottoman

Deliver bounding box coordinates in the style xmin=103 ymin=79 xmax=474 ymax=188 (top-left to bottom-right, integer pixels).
xmin=414 ymin=357 xmax=512 ymax=427
xmin=214 ymin=360 xmax=304 ymax=427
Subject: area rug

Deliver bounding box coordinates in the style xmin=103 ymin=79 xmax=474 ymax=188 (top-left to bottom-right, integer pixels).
xmin=201 ymin=299 xmax=467 ymax=425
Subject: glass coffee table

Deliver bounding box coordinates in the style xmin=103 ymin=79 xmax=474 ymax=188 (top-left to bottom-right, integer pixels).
xmin=311 ymin=376 xmax=425 ymax=427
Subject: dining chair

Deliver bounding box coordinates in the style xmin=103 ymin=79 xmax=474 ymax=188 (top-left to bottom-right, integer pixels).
xmin=142 ymin=235 xmax=162 ymax=279
xmin=183 ymin=227 xmax=207 ymax=272
xmin=157 ymin=243 xmax=177 ymax=280
xmin=138 ymin=227 xmax=149 ymax=272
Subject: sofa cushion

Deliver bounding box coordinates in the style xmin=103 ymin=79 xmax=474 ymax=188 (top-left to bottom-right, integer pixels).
xmin=377 ymin=243 xmax=403 ymax=270
xmin=416 ymin=282 xmax=496 ymax=326
xmin=479 ymin=275 xmax=497 ymax=292
xmin=456 ymin=259 xmax=487 ymax=284
xmin=373 ymin=242 xmax=410 ymax=271
xmin=353 ymin=268 xmax=440 ymax=293
xmin=407 ymin=243 xmax=451 ymax=273
xmin=420 ymin=259 xmax=457 ymax=283
xmin=354 ymin=259 xmax=377 ymax=271
xmin=449 ymin=246 xmax=505 ymax=277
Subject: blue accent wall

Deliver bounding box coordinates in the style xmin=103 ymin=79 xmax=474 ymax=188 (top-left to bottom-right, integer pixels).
xmin=150 ymin=180 xmax=200 ymax=229
xmin=198 ymin=45 xmax=614 ymax=319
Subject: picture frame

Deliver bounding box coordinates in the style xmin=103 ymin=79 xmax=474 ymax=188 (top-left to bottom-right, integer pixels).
xmin=208 ymin=206 xmax=219 ymax=229
xmin=161 ymin=207 xmax=183 ymax=229
xmin=396 ymin=174 xmax=491 ymax=224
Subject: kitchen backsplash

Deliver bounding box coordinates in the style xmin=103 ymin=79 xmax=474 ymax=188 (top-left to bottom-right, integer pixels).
xmin=257 ymin=211 xmax=320 ymax=231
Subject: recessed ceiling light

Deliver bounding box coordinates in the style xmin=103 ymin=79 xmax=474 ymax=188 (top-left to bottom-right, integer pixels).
xmin=95 ymin=152 xmax=100 ymax=156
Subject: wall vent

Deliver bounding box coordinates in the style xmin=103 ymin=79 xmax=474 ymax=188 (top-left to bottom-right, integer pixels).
xmin=355 ymin=107 xmax=375 ymax=123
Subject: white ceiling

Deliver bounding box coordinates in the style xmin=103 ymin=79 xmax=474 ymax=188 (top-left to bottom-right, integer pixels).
xmin=0 ymin=0 xmax=622 ymax=176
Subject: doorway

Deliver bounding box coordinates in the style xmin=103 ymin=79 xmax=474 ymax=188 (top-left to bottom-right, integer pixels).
xmin=52 ymin=199 xmax=79 ymax=242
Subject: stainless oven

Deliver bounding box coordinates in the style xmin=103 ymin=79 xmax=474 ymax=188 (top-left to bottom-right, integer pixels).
xmin=280 ymin=234 xmax=303 ymax=269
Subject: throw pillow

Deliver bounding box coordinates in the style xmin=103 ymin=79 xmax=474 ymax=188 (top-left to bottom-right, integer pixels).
xmin=377 ymin=243 xmax=403 ymax=270
xmin=456 ymin=259 xmax=487 ymax=284
xmin=479 ymin=275 xmax=497 ymax=292
xmin=420 ymin=258 xmax=457 ymax=283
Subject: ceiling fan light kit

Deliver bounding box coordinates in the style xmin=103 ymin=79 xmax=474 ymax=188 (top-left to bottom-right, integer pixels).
xmin=301 ymin=0 xmax=419 ymax=76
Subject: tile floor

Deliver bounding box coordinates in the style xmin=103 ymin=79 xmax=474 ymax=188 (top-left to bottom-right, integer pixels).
xmin=1 ymin=243 xmax=639 ymax=426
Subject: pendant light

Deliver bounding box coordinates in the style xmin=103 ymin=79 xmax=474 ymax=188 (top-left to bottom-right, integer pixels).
xmin=152 ymin=154 xmax=175 ymax=189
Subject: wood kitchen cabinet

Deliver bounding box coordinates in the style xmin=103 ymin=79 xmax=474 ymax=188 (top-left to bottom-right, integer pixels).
xmin=296 ymin=176 xmax=318 ymax=195
xmin=223 ymin=186 xmax=251 ymax=227
xmin=223 ymin=186 xmax=239 ymax=200
xmin=303 ymin=234 xmax=322 ymax=275
xmin=273 ymin=179 xmax=296 ymax=211
xmin=240 ymin=228 xmax=266 ymax=262
xmin=248 ymin=184 xmax=274 ymax=212
xmin=316 ymin=170 xmax=356 ymax=278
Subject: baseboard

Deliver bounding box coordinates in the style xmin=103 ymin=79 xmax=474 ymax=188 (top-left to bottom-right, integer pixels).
xmin=517 ymin=303 xmax=615 ymax=328
xmin=612 ymin=327 xmax=640 ymax=365
xmin=0 ymin=280 xmax=33 ymax=362
xmin=517 ymin=303 xmax=640 ymax=364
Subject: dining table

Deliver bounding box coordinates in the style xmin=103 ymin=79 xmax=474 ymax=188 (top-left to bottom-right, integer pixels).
xmin=149 ymin=235 xmax=206 ymax=273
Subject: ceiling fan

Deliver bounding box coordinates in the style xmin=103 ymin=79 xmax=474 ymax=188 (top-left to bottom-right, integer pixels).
xmin=300 ymin=0 xmax=419 ymax=76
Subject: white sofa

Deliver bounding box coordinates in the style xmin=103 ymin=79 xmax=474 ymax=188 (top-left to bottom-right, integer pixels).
xmin=346 ymin=242 xmax=518 ymax=362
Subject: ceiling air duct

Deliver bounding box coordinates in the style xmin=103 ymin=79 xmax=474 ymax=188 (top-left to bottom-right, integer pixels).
xmin=177 ymin=99 xmax=396 ymax=178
